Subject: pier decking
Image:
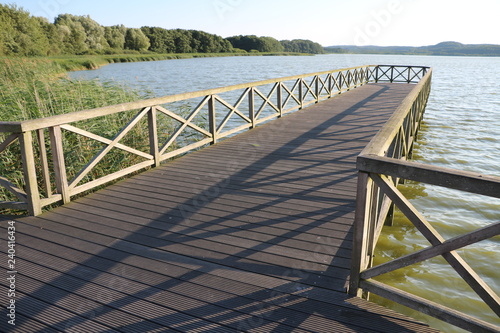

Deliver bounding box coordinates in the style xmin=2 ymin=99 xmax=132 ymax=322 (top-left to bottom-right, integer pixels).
xmin=1 ymin=82 xmax=441 ymax=332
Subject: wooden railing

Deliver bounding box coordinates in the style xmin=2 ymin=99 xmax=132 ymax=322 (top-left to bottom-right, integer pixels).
xmin=1 ymin=65 xmax=387 ymax=216
xmin=349 ymin=68 xmax=500 ymax=332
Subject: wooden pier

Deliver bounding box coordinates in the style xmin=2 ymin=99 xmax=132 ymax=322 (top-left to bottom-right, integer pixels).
xmin=1 ymin=66 xmax=498 ymax=332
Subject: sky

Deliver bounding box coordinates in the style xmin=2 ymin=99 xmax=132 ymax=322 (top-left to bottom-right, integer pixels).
xmin=4 ymin=0 xmax=500 ymax=47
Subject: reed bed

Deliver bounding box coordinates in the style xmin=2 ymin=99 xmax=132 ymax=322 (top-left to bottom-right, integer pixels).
xmin=0 ymin=58 xmax=188 ymax=214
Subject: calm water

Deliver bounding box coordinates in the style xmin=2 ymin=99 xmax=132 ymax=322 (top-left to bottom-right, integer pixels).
xmin=70 ymin=54 xmax=499 ymax=332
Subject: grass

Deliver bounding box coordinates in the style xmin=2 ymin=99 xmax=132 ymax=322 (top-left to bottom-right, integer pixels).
xmin=47 ymin=51 xmax=312 ymax=71
xmin=0 ymin=58 xmax=144 ymax=121
xmin=0 ymin=57 xmax=198 ymax=214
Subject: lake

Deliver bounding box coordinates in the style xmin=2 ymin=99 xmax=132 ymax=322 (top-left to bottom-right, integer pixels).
xmin=70 ymin=54 xmax=500 ymax=332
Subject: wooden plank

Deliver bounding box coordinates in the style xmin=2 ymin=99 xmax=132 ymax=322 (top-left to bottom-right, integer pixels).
xmin=75 ymin=187 xmax=353 ymax=239
xmin=5 ymin=273 xmax=169 ymax=332
xmin=2 ymin=82 xmax=440 ymax=332
xmin=92 ymin=185 xmax=356 ymax=235
xmin=148 ymin=107 xmax=160 ymax=167
xmin=349 ymin=171 xmax=370 ymax=296
xmin=13 ymin=223 xmax=435 ymax=332
xmin=55 ymin=203 xmax=352 ymax=258
xmin=0 ymin=201 xmax=27 ymax=209
xmin=19 ymin=131 xmax=42 ymax=215
xmin=0 ymin=133 xmax=18 ymax=153
xmin=361 ymin=279 xmax=500 ymax=333
xmin=113 ymin=175 xmax=356 ymax=215
xmin=12 ymin=234 xmax=410 ymax=333
xmin=0 ymin=175 xmax=27 ymax=201
xmin=130 ymin=163 xmax=359 ymax=200
xmin=36 ymin=129 xmax=52 ymax=197
xmin=358 ymin=154 xmax=500 ymax=198
xmin=49 ymin=126 xmax=70 ymax=204
xmin=31 ymin=210 xmax=351 ymax=286
xmin=361 ymin=222 xmax=500 ymax=280
xmin=0 ymin=289 xmax=121 ymax=332
xmin=0 ymin=122 xmax=22 ymax=133
xmin=73 ymin=192 xmax=354 ymax=251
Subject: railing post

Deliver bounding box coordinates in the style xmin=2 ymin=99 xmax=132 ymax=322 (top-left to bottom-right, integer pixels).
xmin=349 ymin=171 xmax=372 ymax=297
xmin=19 ymin=131 xmax=42 ymax=216
xmin=49 ymin=126 xmax=70 ymax=204
xmin=36 ymin=129 xmax=52 ymax=198
xmin=299 ymin=79 xmax=304 ymax=109
xmin=328 ymin=73 xmax=333 ymax=97
xmin=208 ymin=96 xmax=217 ymax=144
xmin=314 ymin=76 xmax=320 ymax=103
xmin=148 ymin=107 xmax=160 ymax=167
xmin=248 ymin=88 xmax=255 ymax=128
xmin=277 ymin=83 xmax=283 ymax=117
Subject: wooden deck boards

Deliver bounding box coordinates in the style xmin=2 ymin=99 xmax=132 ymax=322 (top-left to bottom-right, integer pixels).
xmin=1 ymin=83 xmax=440 ymax=332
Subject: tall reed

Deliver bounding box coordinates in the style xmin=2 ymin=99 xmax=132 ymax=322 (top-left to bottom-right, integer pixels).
xmin=0 ymin=58 xmax=163 ymax=214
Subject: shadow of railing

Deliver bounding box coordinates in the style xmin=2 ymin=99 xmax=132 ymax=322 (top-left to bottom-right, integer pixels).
xmin=0 ymin=83 xmax=435 ymax=332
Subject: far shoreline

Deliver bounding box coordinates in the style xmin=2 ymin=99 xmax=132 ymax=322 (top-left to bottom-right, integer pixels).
xmin=44 ymin=52 xmax=316 ymax=72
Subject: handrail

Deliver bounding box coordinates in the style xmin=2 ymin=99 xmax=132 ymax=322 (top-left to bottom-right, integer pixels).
xmin=349 ymin=67 xmax=500 ymax=332
xmin=0 ymin=65 xmax=374 ymax=133
xmin=1 ymin=64 xmax=388 ymax=215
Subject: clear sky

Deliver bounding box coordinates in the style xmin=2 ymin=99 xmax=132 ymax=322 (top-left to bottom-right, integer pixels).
xmin=5 ymin=0 xmax=500 ymax=47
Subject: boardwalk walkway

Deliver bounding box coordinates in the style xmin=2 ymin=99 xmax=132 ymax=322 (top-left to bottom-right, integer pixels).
xmin=1 ymin=83 xmax=440 ymax=332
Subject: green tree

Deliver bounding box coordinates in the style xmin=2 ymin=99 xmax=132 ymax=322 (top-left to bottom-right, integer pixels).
xmin=0 ymin=4 xmax=51 ymax=56
xmin=54 ymin=14 xmax=108 ymax=54
xmin=172 ymin=29 xmax=192 ymax=53
xmin=260 ymin=36 xmax=284 ymax=52
xmin=105 ymin=25 xmax=126 ymax=50
xmin=124 ymin=28 xmax=150 ymax=51
xmin=281 ymin=39 xmax=325 ymax=54
xmin=141 ymin=26 xmax=175 ymax=53
xmin=78 ymin=15 xmax=108 ymax=51
xmin=36 ymin=16 xmax=64 ymax=55
xmin=54 ymin=14 xmax=88 ymax=54
xmin=226 ymin=35 xmax=283 ymax=53
xmin=226 ymin=35 xmax=258 ymax=52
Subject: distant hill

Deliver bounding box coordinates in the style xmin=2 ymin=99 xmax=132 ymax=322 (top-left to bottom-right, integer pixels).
xmin=324 ymin=42 xmax=500 ymax=57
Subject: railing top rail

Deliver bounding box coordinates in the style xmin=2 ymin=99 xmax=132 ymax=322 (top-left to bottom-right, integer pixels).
xmin=360 ymin=68 xmax=433 ymax=156
xmin=375 ymin=65 xmax=431 ymax=68
xmin=358 ymin=154 xmax=500 ymax=199
xmin=0 ymin=65 xmax=375 ymax=133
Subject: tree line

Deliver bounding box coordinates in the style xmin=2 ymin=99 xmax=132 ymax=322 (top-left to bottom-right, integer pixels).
xmin=227 ymin=35 xmax=324 ymax=54
xmin=0 ymin=4 xmax=325 ymax=56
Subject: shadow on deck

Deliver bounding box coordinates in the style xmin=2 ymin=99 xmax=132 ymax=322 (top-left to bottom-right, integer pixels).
xmin=1 ymin=83 xmax=440 ymax=332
